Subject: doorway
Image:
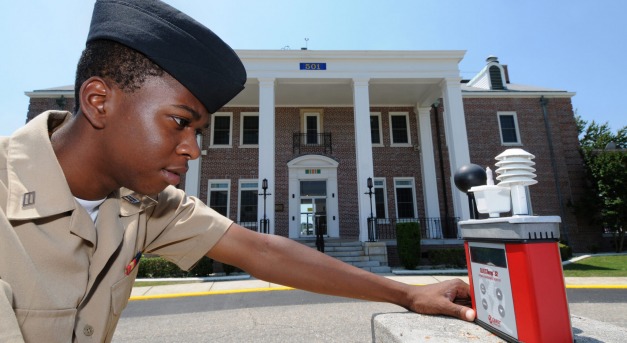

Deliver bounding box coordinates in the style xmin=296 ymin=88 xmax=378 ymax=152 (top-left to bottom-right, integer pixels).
xmin=288 ymin=155 xmax=339 ymax=239
xmin=299 ymin=180 xmax=327 ymax=237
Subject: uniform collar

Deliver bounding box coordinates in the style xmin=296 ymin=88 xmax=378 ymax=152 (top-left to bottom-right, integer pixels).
xmin=5 ymin=111 xmax=76 ymax=220
xmin=5 ymin=111 xmax=158 ymax=220
xmin=118 ymin=188 xmax=158 ymax=216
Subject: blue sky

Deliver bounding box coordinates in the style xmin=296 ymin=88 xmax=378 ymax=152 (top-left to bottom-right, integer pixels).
xmin=1 ymin=0 xmax=625 ymax=137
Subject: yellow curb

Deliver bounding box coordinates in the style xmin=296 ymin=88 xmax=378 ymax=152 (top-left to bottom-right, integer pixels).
xmin=566 ymin=285 xmax=627 ymax=289
xmin=129 ymin=286 xmax=294 ymax=301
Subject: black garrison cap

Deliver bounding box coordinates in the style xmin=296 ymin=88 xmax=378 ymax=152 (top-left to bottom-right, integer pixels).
xmin=86 ymin=0 xmax=246 ymax=113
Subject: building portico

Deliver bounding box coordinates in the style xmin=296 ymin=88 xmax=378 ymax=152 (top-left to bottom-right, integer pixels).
xmin=223 ymin=49 xmax=471 ymax=240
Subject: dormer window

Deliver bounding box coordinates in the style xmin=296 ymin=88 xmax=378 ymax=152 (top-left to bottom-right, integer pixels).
xmin=466 ymin=56 xmax=508 ymax=91
xmin=489 ymin=65 xmax=505 ymax=90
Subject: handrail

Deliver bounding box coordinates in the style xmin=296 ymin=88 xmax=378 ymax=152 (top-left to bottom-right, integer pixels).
xmin=374 ymin=217 xmax=460 ymax=240
xmin=293 ymin=132 xmax=332 ymax=154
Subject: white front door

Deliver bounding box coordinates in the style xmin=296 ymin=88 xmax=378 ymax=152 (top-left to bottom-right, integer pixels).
xmin=288 ymin=155 xmax=339 ymax=239
xmin=299 ymin=180 xmax=327 ymax=237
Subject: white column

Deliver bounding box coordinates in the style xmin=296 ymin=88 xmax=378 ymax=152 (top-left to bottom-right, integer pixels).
xmin=417 ymin=106 xmax=440 ymax=219
xmin=258 ymin=78 xmax=276 ymax=234
xmin=352 ymin=78 xmax=375 ymax=242
xmin=441 ymin=78 xmax=471 ymax=221
xmin=184 ymin=135 xmax=202 ymax=198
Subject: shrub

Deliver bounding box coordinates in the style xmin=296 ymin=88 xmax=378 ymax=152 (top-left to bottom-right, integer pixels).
xmin=188 ymin=256 xmax=214 ymax=277
xmin=222 ymin=263 xmax=237 ymax=276
xmin=428 ymin=248 xmax=467 ymax=268
xmin=559 ymin=242 xmax=573 ymax=261
xmin=396 ymin=222 xmax=421 ymax=269
xmin=137 ymin=256 xmax=185 ymax=278
xmin=138 ymin=256 xmax=214 ymax=278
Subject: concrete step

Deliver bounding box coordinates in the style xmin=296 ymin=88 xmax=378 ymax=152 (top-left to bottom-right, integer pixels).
xmin=301 ymin=241 xmax=362 ymax=248
xmin=365 ymin=266 xmax=392 ymax=273
xmin=326 ymin=251 xmax=364 ymax=257
xmin=334 ymin=241 xmax=363 ymax=247
xmin=298 ymin=240 xmax=389 ymax=273
xmin=351 ymin=260 xmax=383 ymax=268
xmin=310 ymin=246 xmax=363 ymax=253
xmin=335 ymin=256 xmax=371 ymax=262
xmin=328 ymin=246 xmax=364 ymax=252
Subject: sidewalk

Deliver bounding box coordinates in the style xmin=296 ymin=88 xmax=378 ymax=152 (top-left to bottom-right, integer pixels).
xmin=131 ymin=273 xmax=627 ymax=300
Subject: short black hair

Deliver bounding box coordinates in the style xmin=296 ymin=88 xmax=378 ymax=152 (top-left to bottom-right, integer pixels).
xmin=74 ymin=39 xmax=165 ymax=113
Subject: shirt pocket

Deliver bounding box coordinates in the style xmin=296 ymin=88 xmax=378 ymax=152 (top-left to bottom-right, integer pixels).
xmin=104 ymin=268 xmax=139 ymax=342
xmin=14 ymin=308 xmax=76 ymax=343
xmin=110 ymin=266 xmax=138 ymax=317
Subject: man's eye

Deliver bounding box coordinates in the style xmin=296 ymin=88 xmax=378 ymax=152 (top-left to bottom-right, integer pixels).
xmin=173 ymin=117 xmax=190 ymax=128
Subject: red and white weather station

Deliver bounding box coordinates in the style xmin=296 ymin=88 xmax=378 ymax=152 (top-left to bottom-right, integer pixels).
xmin=455 ymin=149 xmax=573 ymax=343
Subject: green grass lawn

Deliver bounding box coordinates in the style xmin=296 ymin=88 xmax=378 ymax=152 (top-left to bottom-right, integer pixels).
xmin=562 ymin=255 xmax=627 ymax=277
xmin=133 ymin=280 xmax=202 ymax=287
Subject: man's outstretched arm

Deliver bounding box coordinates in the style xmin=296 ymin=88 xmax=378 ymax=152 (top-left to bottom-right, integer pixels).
xmin=206 ymin=223 xmax=476 ymax=322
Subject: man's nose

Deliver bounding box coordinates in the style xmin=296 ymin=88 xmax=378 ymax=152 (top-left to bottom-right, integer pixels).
xmin=178 ymin=132 xmax=201 ymax=160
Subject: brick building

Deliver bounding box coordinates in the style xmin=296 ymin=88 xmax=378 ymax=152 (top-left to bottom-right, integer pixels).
xmin=25 ymin=50 xmax=597 ymax=265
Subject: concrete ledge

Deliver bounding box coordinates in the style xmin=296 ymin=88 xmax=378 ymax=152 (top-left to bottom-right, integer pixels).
xmin=373 ymin=312 xmax=626 ymax=342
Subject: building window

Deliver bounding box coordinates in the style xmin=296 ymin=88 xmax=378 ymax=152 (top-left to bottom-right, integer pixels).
xmin=389 ymin=112 xmax=411 ymax=146
xmin=208 ymin=180 xmax=230 ymax=217
xmin=240 ymin=112 xmax=259 ymax=146
xmin=370 ymin=113 xmax=382 ymax=145
xmin=498 ymin=112 xmax=521 ymax=145
xmin=238 ymin=180 xmax=258 ymax=224
xmin=300 ymin=180 xmax=327 ymax=196
xmin=394 ymin=178 xmax=416 ymax=219
xmin=374 ymin=178 xmax=388 ymax=219
xmin=301 ymin=111 xmax=323 ymax=145
xmin=211 ymin=113 xmax=232 ymax=147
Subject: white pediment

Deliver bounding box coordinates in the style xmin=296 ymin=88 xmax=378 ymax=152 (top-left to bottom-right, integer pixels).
xmin=288 ymin=155 xmax=339 ymax=169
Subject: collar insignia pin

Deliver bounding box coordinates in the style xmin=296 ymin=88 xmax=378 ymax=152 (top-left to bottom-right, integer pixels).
xmin=122 ymin=195 xmax=141 ymax=204
xmin=22 ymin=191 xmax=36 ymax=207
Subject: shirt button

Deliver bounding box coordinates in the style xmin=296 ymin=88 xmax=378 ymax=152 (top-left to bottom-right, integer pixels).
xmin=83 ymin=324 xmax=94 ymax=336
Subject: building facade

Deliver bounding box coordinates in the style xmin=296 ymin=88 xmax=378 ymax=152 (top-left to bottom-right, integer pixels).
xmin=25 ymin=50 xmax=598 ymax=261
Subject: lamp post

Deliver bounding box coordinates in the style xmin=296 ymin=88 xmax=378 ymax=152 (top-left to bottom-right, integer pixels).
xmin=365 ymin=177 xmax=376 ymax=242
xmin=259 ymin=178 xmax=271 ymax=234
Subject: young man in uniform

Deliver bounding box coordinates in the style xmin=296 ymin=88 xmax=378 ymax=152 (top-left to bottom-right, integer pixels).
xmin=0 ymin=0 xmax=475 ymax=341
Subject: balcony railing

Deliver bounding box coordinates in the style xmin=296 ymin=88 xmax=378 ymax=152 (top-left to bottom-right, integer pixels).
xmin=293 ymin=132 xmax=332 ymax=155
xmin=374 ymin=217 xmax=460 ymax=240
xmin=238 ymin=221 xmax=258 ymax=232
xmin=238 ymin=220 xmax=271 ymax=233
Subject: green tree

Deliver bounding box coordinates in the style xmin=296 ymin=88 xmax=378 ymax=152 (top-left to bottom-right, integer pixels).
xmin=576 ymin=116 xmax=627 ymax=252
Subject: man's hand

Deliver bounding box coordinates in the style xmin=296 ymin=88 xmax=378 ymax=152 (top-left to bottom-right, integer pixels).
xmin=407 ymin=279 xmax=476 ymax=322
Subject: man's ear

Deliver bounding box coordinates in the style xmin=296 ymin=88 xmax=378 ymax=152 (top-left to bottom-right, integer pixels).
xmin=79 ymin=77 xmax=111 ymax=129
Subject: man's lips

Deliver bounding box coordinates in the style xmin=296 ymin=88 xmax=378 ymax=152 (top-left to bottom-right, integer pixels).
xmin=162 ymin=166 xmax=188 ymax=185
xmin=166 ymin=166 xmax=189 ymax=175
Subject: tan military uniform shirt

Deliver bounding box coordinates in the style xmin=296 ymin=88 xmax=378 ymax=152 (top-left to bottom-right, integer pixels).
xmin=0 ymin=111 xmax=233 ymax=342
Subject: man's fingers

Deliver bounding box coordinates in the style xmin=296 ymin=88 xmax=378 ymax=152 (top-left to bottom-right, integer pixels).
xmin=453 ymin=297 xmax=472 ymax=306
xmin=443 ymin=302 xmax=475 ymax=322
xmin=459 ymin=306 xmax=476 ymax=322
